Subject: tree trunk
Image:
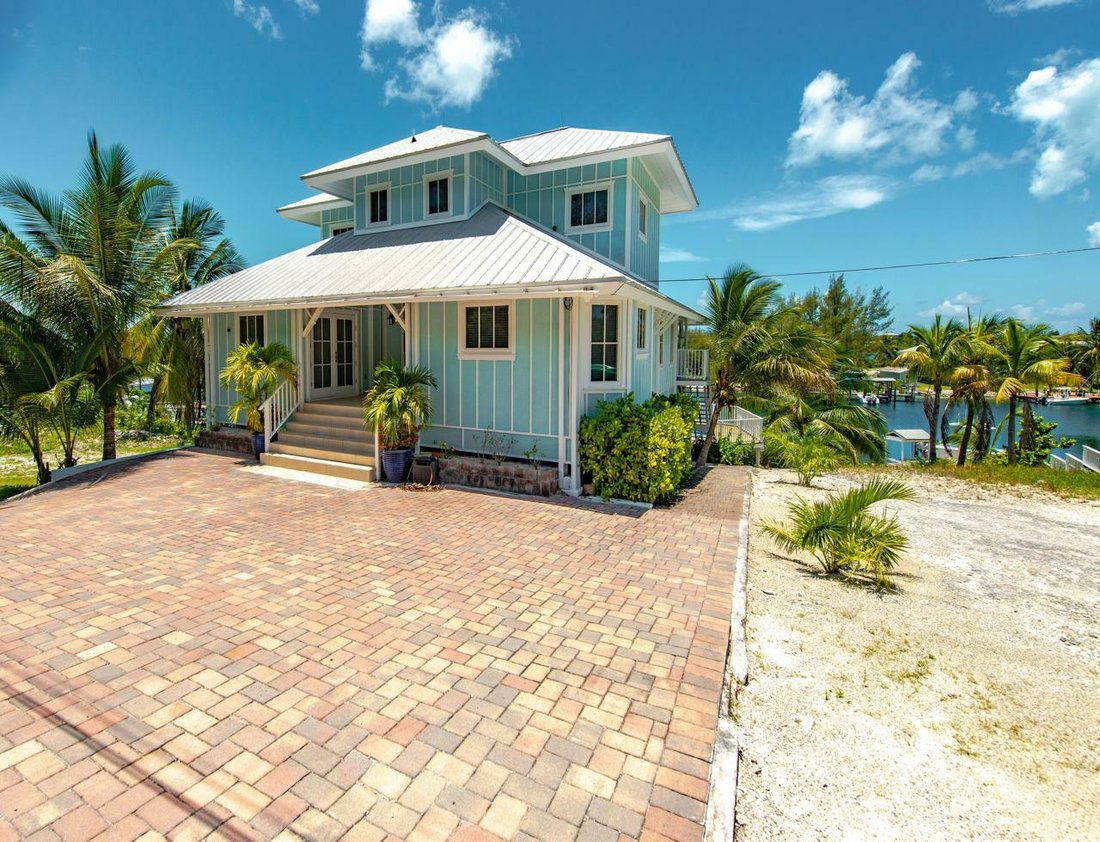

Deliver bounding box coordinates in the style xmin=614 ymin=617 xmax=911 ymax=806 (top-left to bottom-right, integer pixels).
xmin=102 ymin=401 xmax=117 ymax=461
xmin=1006 ymin=394 xmax=1017 ymax=465
xmin=928 ymin=384 xmax=941 ymax=463
xmin=957 ymin=402 xmax=975 ymax=467
xmin=145 ymin=375 xmax=161 ymax=429
xmin=694 ymin=395 xmax=721 ymax=469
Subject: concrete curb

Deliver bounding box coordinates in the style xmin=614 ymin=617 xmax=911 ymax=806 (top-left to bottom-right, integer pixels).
xmin=704 ymin=471 xmax=752 ymax=842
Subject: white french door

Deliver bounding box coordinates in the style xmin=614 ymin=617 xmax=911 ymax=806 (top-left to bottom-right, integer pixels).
xmin=309 ymin=310 xmax=358 ymax=400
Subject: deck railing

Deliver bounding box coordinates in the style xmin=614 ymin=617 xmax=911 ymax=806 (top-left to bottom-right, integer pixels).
xmin=716 ymin=405 xmax=764 ymax=444
xmin=1082 ymin=445 xmax=1100 ymax=473
xmin=262 ymin=377 xmax=301 ymax=451
xmin=1049 ymin=454 xmax=1067 ymax=470
xmin=677 ymin=348 xmax=709 ymax=381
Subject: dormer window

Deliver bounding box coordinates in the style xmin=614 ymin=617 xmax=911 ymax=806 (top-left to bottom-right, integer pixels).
xmin=331 ymin=225 xmax=353 ymax=237
xmin=566 ymin=185 xmax=611 ymax=232
xmin=368 ymin=186 xmax=389 ymax=226
xmin=425 ymin=174 xmax=451 ymax=217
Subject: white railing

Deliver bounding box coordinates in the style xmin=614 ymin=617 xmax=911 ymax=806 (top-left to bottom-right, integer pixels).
xmin=1049 ymin=454 xmax=1066 ymax=470
xmin=1066 ymin=454 xmax=1086 ymax=471
xmin=716 ymin=405 xmax=764 ymax=443
xmin=1082 ymin=445 xmax=1100 ymax=473
xmin=262 ymin=378 xmax=301 ymax=450
xmin=677 ymin=348 xmax=709 ymax=381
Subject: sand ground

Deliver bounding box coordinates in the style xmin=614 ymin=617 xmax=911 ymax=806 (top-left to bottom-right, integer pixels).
xmin=735 ymin=468 xmax=1100 ymax=841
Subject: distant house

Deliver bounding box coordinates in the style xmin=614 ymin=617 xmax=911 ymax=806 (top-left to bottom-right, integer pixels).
xmin=160 ymin=126 xmax=705 ymax=490
xmin=886 ymin=429 xmax=929 ymax=462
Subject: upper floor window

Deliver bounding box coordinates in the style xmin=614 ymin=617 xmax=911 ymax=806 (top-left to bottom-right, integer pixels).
xmin=590 ymin=303 xmax=620 ymax=383
xmin=426 ymin=175 xmax=450 ymax=217
xmin=638 ymin=199 xmax=648 ymax=239
xmin=369 ymin=187 xmax=389 ymax=226
xmin=461 ymin=304 xmax=513 ymax=358
xmin=239 ymin=314 xmax=265 ymax=347
xmin=567 ymin=186 xmax=610 ymax=232
xmin=331 ymin=225 xmax=353 ymax=237
xmin=636 ymin=307 xmax=647 ymax=351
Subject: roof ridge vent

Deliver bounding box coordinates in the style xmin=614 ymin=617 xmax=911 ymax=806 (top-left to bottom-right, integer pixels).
xmin=410 ymin=130 xmax=417 ymax=143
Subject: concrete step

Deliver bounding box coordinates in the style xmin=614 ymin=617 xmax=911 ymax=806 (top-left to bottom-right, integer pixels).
xmin=301 ymin=401 xmax=362 ymax=420
xmin=268 ymin=442 xmax=375 ymax=466
xmin=292 ymin=409 xmax=365 ymax=428
xmin=283 ymin=420 xmax=373 ymax=442
xmin=260 ymin=451 xmax=375 ymax=483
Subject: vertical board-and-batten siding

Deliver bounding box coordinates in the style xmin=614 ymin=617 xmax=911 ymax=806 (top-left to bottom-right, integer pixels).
xmin=354 ymin=155 xmax=466 ymax=230
xmin=469 ymin=151 xmax=504 ymax=210
xmin=505 ymin=159 xmax=629 ymax=269
xmin=415 ymin=299 xmax=570 ymax=461
xmin=319 ymin=205 xmax=354 ymax=239
xmin=629 ymin=158 xmax=661 ymax=285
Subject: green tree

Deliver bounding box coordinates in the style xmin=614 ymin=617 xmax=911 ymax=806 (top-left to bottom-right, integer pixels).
xmin=893 ymin=315 xmax=968 ymax=464
xmin=764 ymin=391 xmax=887 ymax=463
xmin=1068 ymin=318 xmax=1100 ymax=389
xmin=944 ymin=313 xmax=1002 ymax=466
xmin=989 ymin=320 xmax=1078 ymax=464
xmin=0 ymin=133 xmax=191 ymax=459
xmin=133 ymin=200 xmax=243 ymax=434
xmin=220 ymin=342 xmax=298 ymax=433
xmin=696 ymin=265 xmax=833 ymax=468
xmin=789 ymin=275 xmax=893 ymax=368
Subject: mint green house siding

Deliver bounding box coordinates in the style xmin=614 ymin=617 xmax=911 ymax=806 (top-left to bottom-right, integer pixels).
xmin=208 ymin=309 xmax=296 ymax=424
xmin=629 ymin=159 xmax=661 ymax=285
xmin=505 ymin=159 xmax=629 ymax=269
xmin=469 ymin=151 xmax=504 ymax=209
xmin=319 ymin=206 xmax=354 ymax=238
xmin=353 ymin=155 xmax=466 ymax=230
xmin=414 ymin=299 xmax=572 ymax=462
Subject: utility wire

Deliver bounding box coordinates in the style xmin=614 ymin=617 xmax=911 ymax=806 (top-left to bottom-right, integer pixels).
xmin=656 ymin=245 xmax=1100 ymax=283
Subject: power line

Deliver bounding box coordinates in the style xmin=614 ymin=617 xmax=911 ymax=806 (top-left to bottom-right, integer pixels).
xmin=657 ymin=245 xmax=1100 ymax=283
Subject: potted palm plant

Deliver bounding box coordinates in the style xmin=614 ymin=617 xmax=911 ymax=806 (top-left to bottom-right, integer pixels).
xmin=219 ymin=341 xmax=298 ymax=455
xmin=362 ymin=359 xmax=437 ymax=483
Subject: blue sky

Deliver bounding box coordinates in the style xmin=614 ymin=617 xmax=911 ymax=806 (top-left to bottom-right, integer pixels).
xmin=2 ymin=0 xmax=1099 ymax=331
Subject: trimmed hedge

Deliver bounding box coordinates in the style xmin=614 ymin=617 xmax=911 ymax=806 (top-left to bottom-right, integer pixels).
xmin=579 ymin=393 xmax=697 ymax=504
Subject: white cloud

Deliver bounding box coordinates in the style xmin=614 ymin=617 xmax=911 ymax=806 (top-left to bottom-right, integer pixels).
xmin=918 ymin=292 xmax=984 ymax=318
xmin=660 ymin=245 xmax=706 ymax=263
xmin=952 ymin=148 xmax=1029 ymax=177
xmin=1049 ymin=300 xmax=1085 ymax=317
xmin=787 ymin=53 xmax=977 ymax=167
xmin=1008 ymin=57 xmax=1100 ymax=198
xmin=732 ymin=174 xmax=893 ymax=231
xmin=988 ymin=0 xmax=1076 ymax=13
xmin=1088 ymin=221 xmax=1100 ymax=246
xmin=292 ymin=0 xmax=320 ymax=15
xmin=360 ymin=1 xmax=514 ymax=108
xmin=911 ymin=164 xmax=948 ymax=182
xmin=231 ymin=0 xmax=281 ymax=38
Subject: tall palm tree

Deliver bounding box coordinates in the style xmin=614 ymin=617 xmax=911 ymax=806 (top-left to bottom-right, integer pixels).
xmin=133 ymin=200 xmax=243 ymax=433
xmin=989 ymin=319 xmax=1078 ymax=464
xmin=1068 ymin=318 xmax=1100 ymax=389
xmin=695 ymin=265 xmax=833 ymax=468
xmin=0 ymin=133 xmax=191 ymax=460
xmin=945 ymin=313 xmax=1001 ymax=466
xmin=893 ymin=315 xmax=968 ymax=463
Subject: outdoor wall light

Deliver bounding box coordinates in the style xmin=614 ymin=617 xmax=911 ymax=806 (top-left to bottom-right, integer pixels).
xmin=387 ymin=312 xmax=396 ymax=326
xmin=563 ymin=297 xmax=573 ymax=310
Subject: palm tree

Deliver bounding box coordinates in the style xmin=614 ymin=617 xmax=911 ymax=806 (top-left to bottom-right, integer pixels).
xmin=0 ymin=133 xmax=191 ymax=460
xmin=695 ymin=265 xmax=833 ymax=468
xmin=1068 ymin=318 xmax=1100 ymax=389
xmin=893 ymin=315 xmax=968 ymax=463
xmin=989 ymin=320 xmax=1078 ymax=464
xmin=944 ymin=313 xmax=1001 ymax=466
xmin=764 ymin=391 xmax=887 ymax=463
xmin=133 ymin=200 xmax=243 ymax=434
xmin=220 ymin=342 xmax=298 ymax=433
xmin=362 ymin=359 xmax=438 ymax=450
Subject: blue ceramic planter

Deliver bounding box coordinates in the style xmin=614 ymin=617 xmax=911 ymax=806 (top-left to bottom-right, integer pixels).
xmin=380 ymin=448 xmax=412 ymax=483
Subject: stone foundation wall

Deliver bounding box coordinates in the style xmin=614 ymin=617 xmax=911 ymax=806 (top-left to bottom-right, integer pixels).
xmin=195 ymin=428 xmax=253 ymax=456
xmin=437 ymin=456 xmax=558 ymax=497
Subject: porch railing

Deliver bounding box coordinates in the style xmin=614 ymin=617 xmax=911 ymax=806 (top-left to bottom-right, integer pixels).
xmin=262 ymin=377 xmax=301 ymax=451
xmin=1082 ymin=445 xmax=1100 ymax=473
xmin=677 ymin=348 xmax=709 ymax=381
xmin=716 ymin=405 xmax=764 ymax=444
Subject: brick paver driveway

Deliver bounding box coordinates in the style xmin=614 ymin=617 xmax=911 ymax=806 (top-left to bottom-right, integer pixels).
xmin=0 ymin=451 xmax=747 ymax=841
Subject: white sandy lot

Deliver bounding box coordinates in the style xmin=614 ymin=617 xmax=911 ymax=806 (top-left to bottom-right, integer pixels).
xmin=736 ymin=469 xmax=1100 ymax=841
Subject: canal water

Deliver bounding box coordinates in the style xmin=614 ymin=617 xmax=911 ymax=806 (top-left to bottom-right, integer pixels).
xmin=875 ymin=398 xmax=1100 ymax=459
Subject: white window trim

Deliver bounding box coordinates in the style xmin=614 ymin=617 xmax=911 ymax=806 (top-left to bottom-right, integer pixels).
xmin=637 ymin=197 xmax=648 ymax=242
xmin=365 ymin=182 xmax=392 ymax=228
xmin=329 ymin=222 xmax=354 ymax=238
xmin=458 ymin=300 xmax=516 ymax=361
xmin=235 ymin=311 xmax=268 ymax=347
xmin=564 ymin=181 xmax=614 ymax=235
xmin=635 ymin=305 xmax=648 ymax=354
xmin=586 ymin=299 xmax=625 ymax=388
xmin=423 ymin=170 xmax=454 ymax=219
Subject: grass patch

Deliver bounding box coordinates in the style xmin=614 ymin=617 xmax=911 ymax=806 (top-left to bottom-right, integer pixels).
xmin=859 ymin=460 xmax=1100 ymax=500
xmin=0 ymin=433 xmax=188 ymax=489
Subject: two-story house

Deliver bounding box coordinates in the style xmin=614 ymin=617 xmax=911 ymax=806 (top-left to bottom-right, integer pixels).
xmin=161 ymin=126 xmax=703 ymax=492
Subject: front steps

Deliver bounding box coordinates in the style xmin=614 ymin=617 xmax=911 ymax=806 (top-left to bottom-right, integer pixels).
xmin=260 ymin=399 xmax=376 ymax=483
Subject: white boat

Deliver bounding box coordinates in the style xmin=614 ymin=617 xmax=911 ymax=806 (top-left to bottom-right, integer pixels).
xmin=857 ymin=392 xmax=879 ymax=405
xmin=1047 ymin=396 xmax=1089 ymax=406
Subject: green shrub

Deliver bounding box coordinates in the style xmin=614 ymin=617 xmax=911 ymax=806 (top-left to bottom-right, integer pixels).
xmin=579 ymin=393 xmax=695 ymax=504
xmin=764 ymin=426 xmax=845 ymax=486
xmin=117 ymin=387 xmax=186 ymax=437
xmin=763 ymin=477 xmax=915 ymax=589
xmin=707 ymin=436 xmax=756 ymax=465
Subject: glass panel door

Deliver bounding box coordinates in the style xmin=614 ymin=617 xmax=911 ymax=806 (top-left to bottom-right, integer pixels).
xmin=310 ymin=311 xmax=358 ymax=399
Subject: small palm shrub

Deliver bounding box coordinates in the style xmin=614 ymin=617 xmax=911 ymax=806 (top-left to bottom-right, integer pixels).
xmin=762 ymin=477 xmax=915 ymax=589
xmin=362 ymin=359 xmax=437 ymax=450
xmin=765 ymin=426 xmax=845 ymax=487
xmin=220 ymin=342 xmax=298 ymax=432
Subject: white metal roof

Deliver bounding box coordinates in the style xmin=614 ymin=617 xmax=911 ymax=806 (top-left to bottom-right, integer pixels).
xmin=160 ymin=203 xmax=701 ymax=320
xmin=302 ymin=127 xmax=487 ymax=179
xmin=499 ymin=127 xmax=670 ymax=165
xmin=887 ymin=429 xmax=929 ymax=441
xmin=277 ymin=192 xmax=349 ymax=211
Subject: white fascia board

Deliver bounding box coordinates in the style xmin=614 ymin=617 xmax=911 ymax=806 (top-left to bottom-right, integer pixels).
xmin=619 ymin=280 xmax=704 ymax=322
xmin=276 ymin=197 xmax=352 ymax=226
xmin=156 ymin=280 xmax=621 ymax=317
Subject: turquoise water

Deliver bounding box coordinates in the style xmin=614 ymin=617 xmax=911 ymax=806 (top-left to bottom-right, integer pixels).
xmin=875 ymin=399 xmax=1100 ymax=459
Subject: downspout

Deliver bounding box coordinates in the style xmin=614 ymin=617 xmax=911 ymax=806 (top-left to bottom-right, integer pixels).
xmin=557 ymin=296 xmax=566 ymax=487
xmin=204 ymin=315 xmax=214 ymax=428
xmin=567 ymin=298 xmax=582 ymax=495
